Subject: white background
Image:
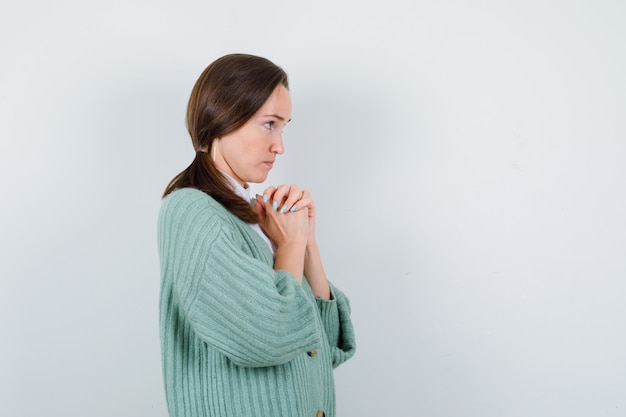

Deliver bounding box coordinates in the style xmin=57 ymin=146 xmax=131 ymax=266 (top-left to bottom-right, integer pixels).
xmin=1 ymin=0 xmax=625 ymax=416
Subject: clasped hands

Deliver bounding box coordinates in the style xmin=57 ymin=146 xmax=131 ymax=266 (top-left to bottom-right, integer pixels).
xmin=252 ymin=184 xmax=316 ymax=249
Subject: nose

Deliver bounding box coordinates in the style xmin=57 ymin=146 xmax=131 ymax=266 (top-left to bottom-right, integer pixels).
xmin=270 ymin=133 xmax=284 ymax=155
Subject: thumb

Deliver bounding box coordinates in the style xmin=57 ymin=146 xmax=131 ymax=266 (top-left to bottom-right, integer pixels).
xmin=252 ymin=194 xmax=266 ymax=219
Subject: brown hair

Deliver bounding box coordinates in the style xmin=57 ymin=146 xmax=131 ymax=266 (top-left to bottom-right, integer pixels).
xmin=163 ymin=54 xmax=289 ymax=223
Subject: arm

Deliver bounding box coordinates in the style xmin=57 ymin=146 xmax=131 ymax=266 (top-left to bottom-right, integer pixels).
xmin=158 ymin=189 xmax=320 ymax=367
xmin=256 ymin=184 xmax=330 ymax=298
xmin=298 ymin=194 xmax=354 ymax=365
xmin=253 ymin=184 xmax=356 ymax=365
xmin=315 ymin=282 xmax=357 ymax=368
xmin=304 ymin=242 xmax=331 ymax=299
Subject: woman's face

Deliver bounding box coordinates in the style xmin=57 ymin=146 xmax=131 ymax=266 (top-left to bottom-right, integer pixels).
xmin=213 ymin=85 xmax=292 ymax=187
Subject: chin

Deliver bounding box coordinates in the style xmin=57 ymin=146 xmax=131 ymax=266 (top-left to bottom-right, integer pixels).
xmin=249 ymin=173 xmax=269 ymax=184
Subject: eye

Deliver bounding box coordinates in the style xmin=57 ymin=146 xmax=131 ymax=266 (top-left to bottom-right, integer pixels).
xmin=264 ymin=121 xmax=274 ymax=130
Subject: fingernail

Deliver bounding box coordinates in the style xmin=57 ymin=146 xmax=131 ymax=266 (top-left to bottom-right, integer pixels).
xmin=272 ymin=201 xmax=278 ymax=211
xmin=290 ymin=205 xmax=297 ymax=212
xmin=280 ymin=205 xmax=287 ymax=214
xmin=263 ymin=194 xmax=269 ymax=203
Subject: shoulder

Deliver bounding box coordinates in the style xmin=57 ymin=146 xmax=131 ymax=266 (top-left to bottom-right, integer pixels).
xmin=159 ymin=188 xmax=230 ymax=230
xmin=161 ymin=187 xmax=225 ymax=214
xmin=161 ymin=187 xmax=217 ymax=208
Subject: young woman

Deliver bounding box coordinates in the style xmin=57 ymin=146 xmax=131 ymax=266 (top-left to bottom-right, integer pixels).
xmin=158 ymin=54 xmax=356 ymax=417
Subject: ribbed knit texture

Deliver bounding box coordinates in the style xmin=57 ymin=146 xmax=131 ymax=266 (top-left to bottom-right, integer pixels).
xmin=158 ymin=188 xmax=356 ymax=417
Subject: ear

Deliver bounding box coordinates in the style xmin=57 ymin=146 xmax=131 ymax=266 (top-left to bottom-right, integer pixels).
xmin=211 ymin=138 xmax=220 ymax=162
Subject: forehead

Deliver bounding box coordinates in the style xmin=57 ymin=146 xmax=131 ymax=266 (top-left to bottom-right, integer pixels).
xmin=257 ymin=85 xmax=292 ymax=119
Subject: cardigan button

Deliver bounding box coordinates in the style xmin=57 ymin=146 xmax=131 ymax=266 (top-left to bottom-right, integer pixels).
xmin=307 ymin=350 xmax=318 ymax=357
xmin=315 ymin=411 xmax=325 ymax=417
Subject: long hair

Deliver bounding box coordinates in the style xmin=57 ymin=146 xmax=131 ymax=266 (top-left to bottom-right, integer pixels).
xmin=163 ymin=54 xmax=289 ymax=223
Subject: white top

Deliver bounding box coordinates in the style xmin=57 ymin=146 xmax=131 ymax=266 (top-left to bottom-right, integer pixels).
xmin=220 ymin=172 xmax=275 ymax=254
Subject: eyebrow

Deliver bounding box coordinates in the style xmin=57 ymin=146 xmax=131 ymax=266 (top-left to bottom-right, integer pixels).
xmin=263 ymin=114 xmax=292 ymax=123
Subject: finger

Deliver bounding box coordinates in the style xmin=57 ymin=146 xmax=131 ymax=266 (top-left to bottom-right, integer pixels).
xmin=261 ymin=186 xmax=277 ymax=204
xmin=290 ymin=189 xmax=313 ymax=213
xmin=271 ymin=184 xmax=292 ymax=212
xmin=252 ymin=194 xmax=267 ymax=218
xmin=253 ymin=194 xmax=266 ymax=212
xmin=279 ymin=184 xmax=304 ymax=214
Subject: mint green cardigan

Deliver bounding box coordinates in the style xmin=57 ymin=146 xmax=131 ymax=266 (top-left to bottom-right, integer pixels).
xmin=158 ymin=188 xmax=356 ymax=417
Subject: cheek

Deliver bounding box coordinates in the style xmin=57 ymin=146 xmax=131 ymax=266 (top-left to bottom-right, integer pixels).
xmin=244 ymin=136 xmax=267 ymax=155
xmin=224 ymin=130 xmax=266 ymax=163
xmin=223 ymin=136 xmax=248 ymax=160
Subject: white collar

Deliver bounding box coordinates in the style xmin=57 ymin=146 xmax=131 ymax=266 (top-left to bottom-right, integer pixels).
xmin=219 ymin=170 xmax=252 ymax=203
xmin=218 ymin=171 xmax=275 ymax=254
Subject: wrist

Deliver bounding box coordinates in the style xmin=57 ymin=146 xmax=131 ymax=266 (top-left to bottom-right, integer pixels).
xmin=305 ymin=240 xmax=319 ymax=254
xmin=274 ymin=242 xmax=306 ymax=283
xmin=276 ymin=242 xmax=307 ymax=262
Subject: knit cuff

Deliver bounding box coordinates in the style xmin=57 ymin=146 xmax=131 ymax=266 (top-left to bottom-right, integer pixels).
xmin=316 ymin=283 xmax=356 ymax=367
xmin=316 ymin=288 xmax=340 ymax=347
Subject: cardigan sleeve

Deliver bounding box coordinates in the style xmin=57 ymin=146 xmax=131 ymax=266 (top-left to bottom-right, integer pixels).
xmin=314 ymin=283 xmax=356 ymax=368
xmin=159 ymin=189 xmax=320 ymax=368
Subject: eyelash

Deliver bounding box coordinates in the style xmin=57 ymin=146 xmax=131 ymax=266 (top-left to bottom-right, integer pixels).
xmin=264 ymin=121 xmax=287 ymax=134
